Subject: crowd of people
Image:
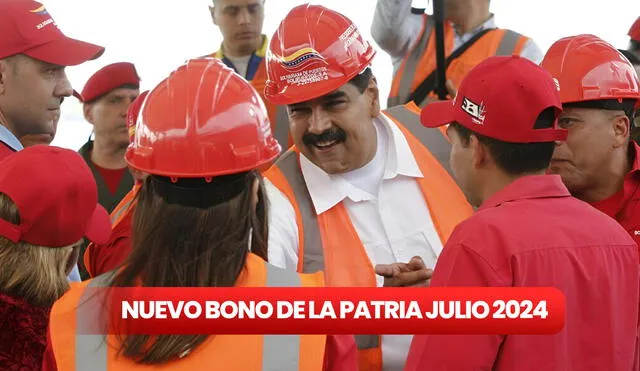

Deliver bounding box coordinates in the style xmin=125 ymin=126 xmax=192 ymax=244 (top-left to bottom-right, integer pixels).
xmin=0 ymin=0 xmax=639 ymax=370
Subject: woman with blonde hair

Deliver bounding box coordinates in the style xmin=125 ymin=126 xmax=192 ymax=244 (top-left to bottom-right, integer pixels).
xmin=0 ymin=145 xmax=111 ymax=370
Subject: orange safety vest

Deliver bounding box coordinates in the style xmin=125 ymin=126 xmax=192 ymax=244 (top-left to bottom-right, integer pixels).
xmin=264 ymin=102 xmax=473 ymax=371
xmin=388 ymin=15 xmax=529 ymax=108
xmin=83 ymin=182 xmax=141 ymax=277
xmin=209 ymin=35 xmax=293 ymax=151
xmin=49 ymin=253 xmax=327 ymax=371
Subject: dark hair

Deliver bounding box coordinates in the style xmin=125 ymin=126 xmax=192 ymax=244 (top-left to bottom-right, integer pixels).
xmin=450 ymin=107 xmax=557 ymax=175
xmin=630 ymin=40 xmax=640 ymax=53
xmin=111 ymin=170 xmax=268 ymax=364
xmin=619 ymin=49 xmax=640 ymax=65
xmin=347 ymin=67 xmax=373 ymax=94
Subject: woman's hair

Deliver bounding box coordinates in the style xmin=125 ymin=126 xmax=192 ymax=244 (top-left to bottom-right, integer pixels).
xmin=0 ymin=193 xmax=76 ymax=307
xmin=112 ymin=170 xmax=269 ymax=364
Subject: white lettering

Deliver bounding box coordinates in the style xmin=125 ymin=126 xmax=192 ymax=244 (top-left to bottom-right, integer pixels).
xmin=183 ymin=301 xmax=201 ymax=319
xmin=121 ymin=301 xmax=138 ymax=319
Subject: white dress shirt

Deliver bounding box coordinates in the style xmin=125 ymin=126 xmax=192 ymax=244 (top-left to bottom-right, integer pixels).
xmin=265 ymin=112 xmax=444 ymax=371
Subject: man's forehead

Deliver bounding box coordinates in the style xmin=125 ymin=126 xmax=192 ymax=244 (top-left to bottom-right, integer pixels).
xmin=102 ymin=87 xmax=140 ymax=99
xmin=215 ymin=0 xmax=263 ymax=8
xmin=289 ymin=86 xmax=354 ymax=106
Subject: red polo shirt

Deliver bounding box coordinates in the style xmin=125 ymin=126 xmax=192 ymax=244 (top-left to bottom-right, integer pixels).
xmin=591 ymin=142 xmax=640 ymax=252
xmin=405 ymin=175 xmax=639 ymax=371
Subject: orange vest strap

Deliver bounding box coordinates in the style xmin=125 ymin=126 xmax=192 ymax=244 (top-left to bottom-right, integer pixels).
xmin=273 ymin=151 xmax=323 ymax=274
xmin=383 ymin=103 xmax=454 ymax=179
xmin=495 ymin=30 xmax=523 ymax=56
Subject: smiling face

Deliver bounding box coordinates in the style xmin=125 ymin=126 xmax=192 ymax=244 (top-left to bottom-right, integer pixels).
xmin=287 ymin=77 xmax=381 ymax=174
xmin=549 ymin=106 xmax=630 ymax=195
xmin=0 ymin=55 xmax=72 ymax=143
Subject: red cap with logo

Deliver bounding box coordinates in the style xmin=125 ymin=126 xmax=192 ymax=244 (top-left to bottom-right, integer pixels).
xmin=629 ymin=17 xmax=640 ymax=42
xmin=76 ymin=62 xmax=141 ymax=103
xmin=420 ymin=55 xmax=567 ymax=143
xmin=0 ymin=0 xmax=104 ymax=66
xmin=0 ymin=145 xmax=111 ymax=247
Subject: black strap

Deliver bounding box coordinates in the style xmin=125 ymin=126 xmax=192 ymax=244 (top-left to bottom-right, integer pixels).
xmin=407 ymin=28 xmax=496 ymax=105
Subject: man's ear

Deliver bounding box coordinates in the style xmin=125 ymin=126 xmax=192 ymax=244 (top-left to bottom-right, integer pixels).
xmin=612 ymin=113 xmax=631 ymax=148
xmin=470 ymin=135 xmax=488 ymax=170
xmin=0 ymin=60 xmax=11 ymax=95
xmin=367 ymin=76 xmax=381 ymax=118
xmin=83 ymin=104 xmax=95 ymax=126
xmin=210 ymin=6 xmax=218 ymax=25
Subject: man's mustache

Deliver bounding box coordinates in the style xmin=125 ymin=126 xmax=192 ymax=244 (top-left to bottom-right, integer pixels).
xmin=302 ymin=127 xmax=346 ymax=146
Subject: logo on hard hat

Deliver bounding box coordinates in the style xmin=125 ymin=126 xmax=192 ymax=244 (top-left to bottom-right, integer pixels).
xmin=553 ymin=78 xmax=560 ymax=92
xmin=280 ymin=48 xmax=327 ymax=72
xmin=461 ymin=97 xmax=486 ymax=125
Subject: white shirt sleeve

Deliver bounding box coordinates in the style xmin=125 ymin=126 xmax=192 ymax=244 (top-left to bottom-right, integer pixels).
xmin=264 ymin=178 xmax=300 ymax=270
xmin=371 ymin=0 xmax=424 ymax=63
xmin=519 ymin=38 xmax=544 ymax=65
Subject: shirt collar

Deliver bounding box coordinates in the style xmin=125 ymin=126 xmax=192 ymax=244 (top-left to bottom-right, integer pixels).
xmin=451 ymin=14 xmax=496 ymax=37
xmin=629 ymin=141 xmax=640 ymax=174
xmin=300 ymin=113 xmax=423 ymax=215
xmin=478 ymin=174 xmax=570 ymax=211
xmin=215 ymin=34 xmax=268 ymax=59
xmin=0 ymin=124 xmax=23 ymax=152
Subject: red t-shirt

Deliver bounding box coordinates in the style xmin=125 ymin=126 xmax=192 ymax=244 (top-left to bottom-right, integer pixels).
xmin=0 ymin=141 xmax=16 ymax=161
xmin=93 ymin=163 xmax=126 ymax=194
xmin=405 ymin=175 xmax=639 ymax=371
xmin=84 ymin=208 xmax=134 ymax=277
xmin=591 ymin=142 xmax=640 ymax=253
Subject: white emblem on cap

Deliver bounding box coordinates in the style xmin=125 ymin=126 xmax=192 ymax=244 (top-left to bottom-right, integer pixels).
xmin=461 ymin=97 xmax=486 ymax=125
xmin=553 ymin=78 xmax=560 ymax=92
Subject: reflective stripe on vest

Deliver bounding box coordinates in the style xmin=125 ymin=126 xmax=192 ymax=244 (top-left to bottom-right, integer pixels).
xmin=109 ymin=196 xmax=134 ymax=224
xmin=274 ymin=105 xmax=291 ymax=152
xmin=75 ymin=264 xmax=304 ymax=370
xmin=273 ymin=105 xmax=450 ymax=352
xmin=389 ymin=20 xmax=524 ymax=107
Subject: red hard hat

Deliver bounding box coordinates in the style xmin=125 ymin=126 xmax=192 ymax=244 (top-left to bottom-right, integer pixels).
xmin=629 ymin=17 xmax=640 ymax=42
xmin=540 ymin=34 xmax=640 ymax=104
xmin=126 ymin=58 xmax=281 ymax=178
xmin=264 ymin=4 xmax=376 ymax=105
xmin=126 ymin=90 xmax=148 ymax=144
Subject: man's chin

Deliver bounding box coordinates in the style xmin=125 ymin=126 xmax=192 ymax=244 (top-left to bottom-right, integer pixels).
xmin=20 ymin=133 xmax=54 ymax=147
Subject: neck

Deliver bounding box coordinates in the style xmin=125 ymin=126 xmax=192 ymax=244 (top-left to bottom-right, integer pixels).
xmin=477 ymin=169 xmax=544 ymax=207
xmin=453 ymin=10 xmax=491 ymax=35
xmin=574 ymin=146 xmax=631 ymax=203
xmin=90 ymin=137 xmax=128 ymax=169
xmin=222 ymin=41 xmax=257 ymax=59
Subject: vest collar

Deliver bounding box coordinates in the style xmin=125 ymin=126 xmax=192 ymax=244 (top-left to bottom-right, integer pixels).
xmin=214 ymin=34 xmax=268 ymax=59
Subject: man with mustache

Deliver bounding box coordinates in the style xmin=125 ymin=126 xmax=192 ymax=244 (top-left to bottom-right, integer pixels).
xmin=75 ymin=62 xmax=140 ymax=279
xmin=206 ymin=0 xmax=290 ymax=152
xmin=262 ymin=5 xmax=473 ymax=370
xmin=0 ymin=0 xmax=104 ymax=159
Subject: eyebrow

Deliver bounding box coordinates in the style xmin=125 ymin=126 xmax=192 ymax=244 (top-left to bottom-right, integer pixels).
xmin=320 ymin=91 xmax=348 ymax=101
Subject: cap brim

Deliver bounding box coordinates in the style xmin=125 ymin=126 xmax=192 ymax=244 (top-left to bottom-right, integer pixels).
xmin=84 ymin=204 xmax=111 ymax=244
xmin=420 ymin=100 xmax=457 ymax=128
xmin=24 ymin=36 xmax=104 ymax=66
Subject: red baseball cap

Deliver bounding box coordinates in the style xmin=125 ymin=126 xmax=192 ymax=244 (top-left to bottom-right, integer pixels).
xmin=0 ymin=0 xmax=104 ymax=66
xmin=0 ymin=145 xmax=111 ymax=247
xmin=76 ymin=62 xmax=141 ymax=103
xmin=629 ymin=17 xmax=640 ymax=42
xmin=421 ymin=55 xmax=567 ymax=143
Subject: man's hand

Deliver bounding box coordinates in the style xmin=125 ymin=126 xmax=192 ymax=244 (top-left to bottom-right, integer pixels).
xmin=374 ymin=256 xmax=433 ymax=287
